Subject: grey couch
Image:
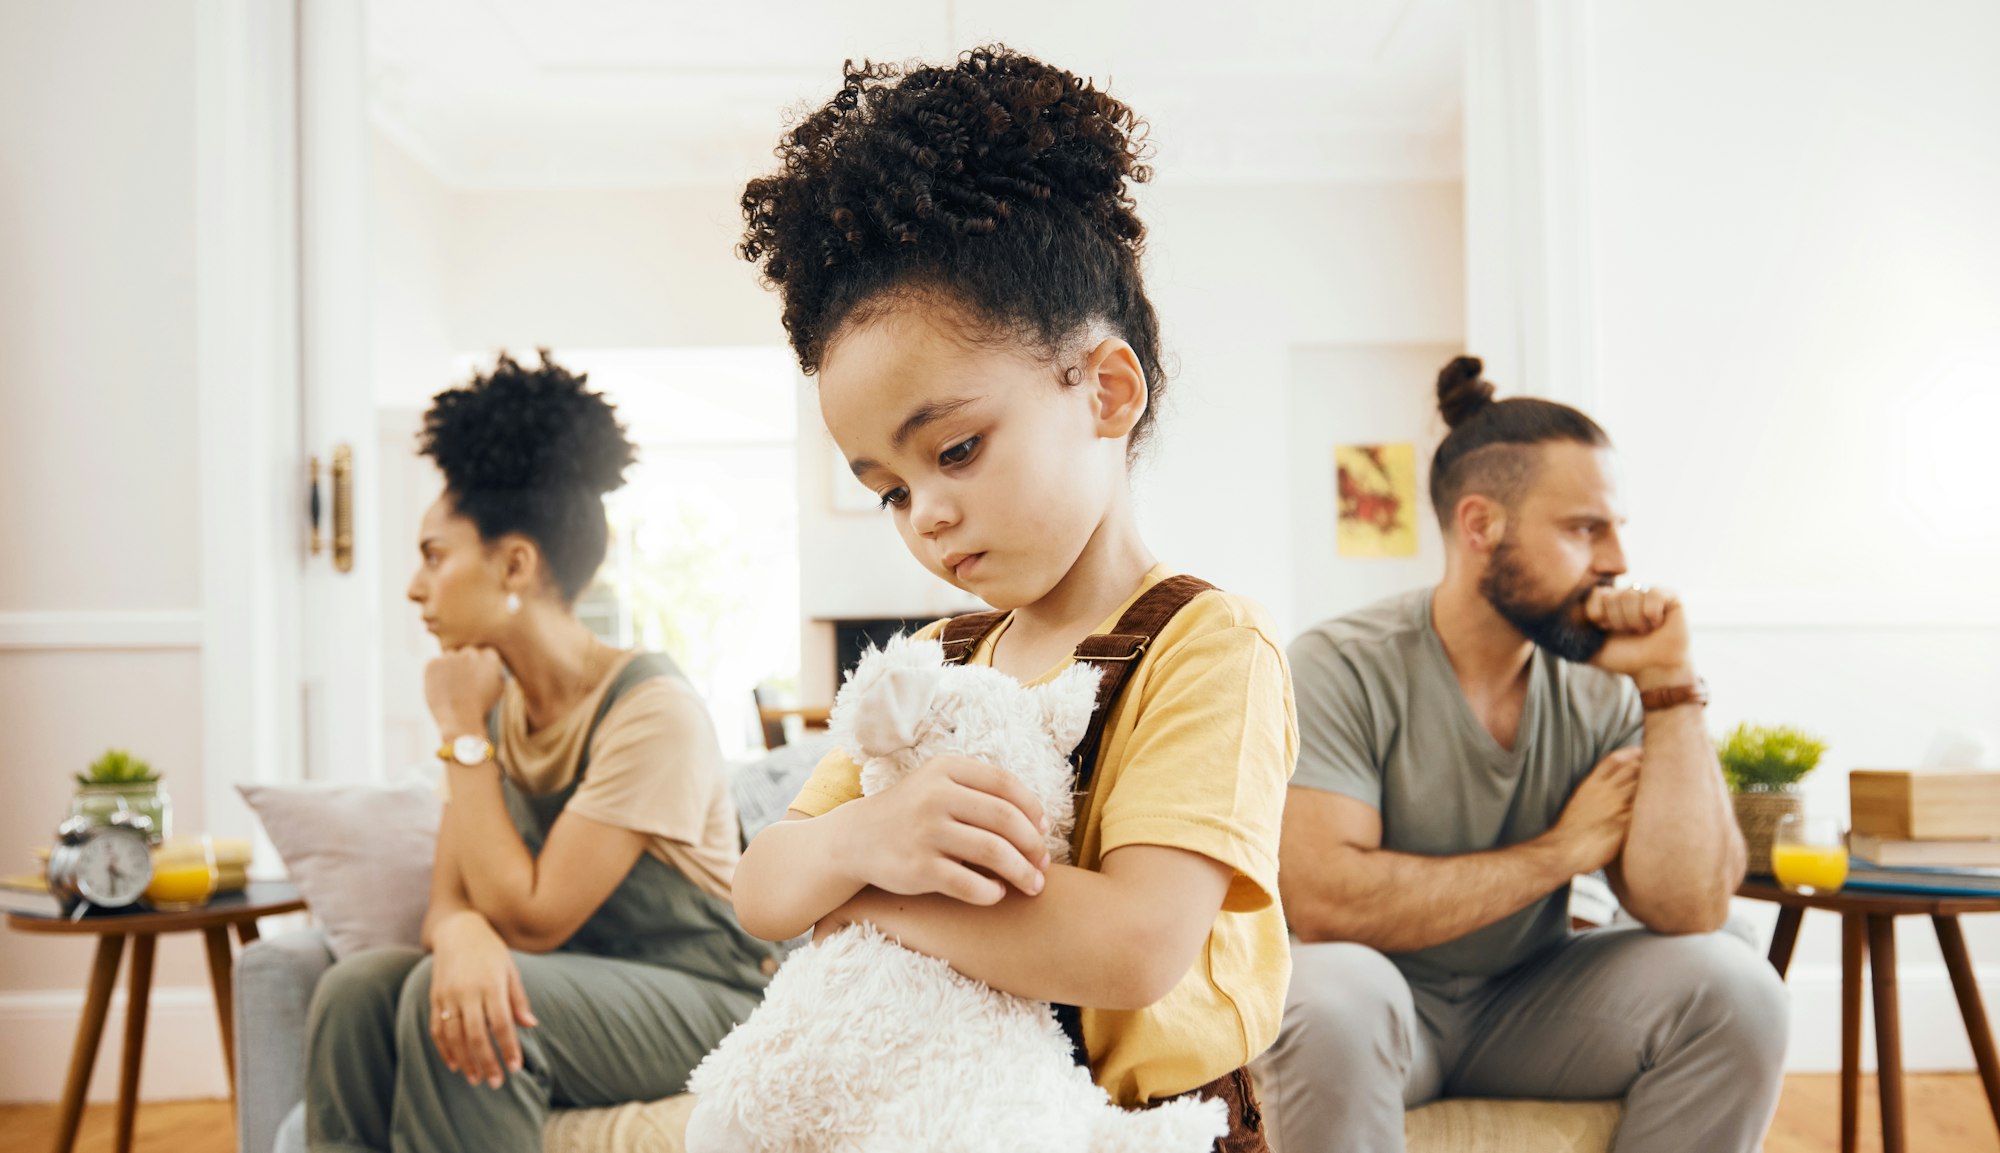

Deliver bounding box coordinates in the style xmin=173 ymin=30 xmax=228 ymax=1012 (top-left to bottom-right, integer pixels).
xmin=234 ymin=737 xmax=831 ymax=1153
xmin=232 ymin=738 xmax=1624 ymax=1153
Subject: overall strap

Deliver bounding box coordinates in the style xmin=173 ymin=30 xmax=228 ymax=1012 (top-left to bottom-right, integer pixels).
xmin=1068 ymin=574 xmax=1216 ymax=793
xmin=575 ymin=652 xmax=683 ymax=781
xmin=938 ymin=610 xmax=1009 ymax=665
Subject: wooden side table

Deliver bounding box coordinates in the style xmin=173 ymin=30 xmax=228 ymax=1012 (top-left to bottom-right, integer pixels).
xmin=4 ymin=880 xmax=306 ymax=1153
xmin=1739 ymin=878 xmax=2000 ymax=1153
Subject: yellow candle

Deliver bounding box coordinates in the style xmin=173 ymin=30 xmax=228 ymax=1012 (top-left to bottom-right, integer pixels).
xmin=1772 ymin=843 xmax=1849 ymax=894
xmin=145 ymin=862 xmax=216 ymax=907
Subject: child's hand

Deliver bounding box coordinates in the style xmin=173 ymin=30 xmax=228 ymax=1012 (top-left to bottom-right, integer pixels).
xmin=839 ymin=755 xmax=1051 ymax=906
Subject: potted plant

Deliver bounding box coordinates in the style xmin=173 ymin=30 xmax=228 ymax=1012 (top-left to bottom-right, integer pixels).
xmin=1718 ymin=723 xmax=1828 ymax=875
xmin=72 ymin=748 xmax=170 ymax=844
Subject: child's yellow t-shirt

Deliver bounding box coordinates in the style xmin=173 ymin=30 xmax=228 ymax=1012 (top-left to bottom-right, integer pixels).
xmin=789 ymin=565 xmax=1297 ymax=1105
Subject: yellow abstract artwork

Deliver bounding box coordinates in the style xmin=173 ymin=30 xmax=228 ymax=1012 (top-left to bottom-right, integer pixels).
xmin=1336 ymin=443 xmax=1418 ymax=558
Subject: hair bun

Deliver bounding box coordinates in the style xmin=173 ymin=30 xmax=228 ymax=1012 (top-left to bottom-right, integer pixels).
xmin=419 ymin=350 xmax=636 ymax=497
xmin=1437 ymin=355 xmax=1497 ymax=429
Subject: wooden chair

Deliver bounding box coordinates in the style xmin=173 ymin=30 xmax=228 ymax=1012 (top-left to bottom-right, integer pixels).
xmin=752 ymin=685 xmax=830 ymax=750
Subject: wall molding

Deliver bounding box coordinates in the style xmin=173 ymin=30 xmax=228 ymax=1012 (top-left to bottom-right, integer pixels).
xmin=0 ymin=987 xmax=229 ymax=1103
xmin=0 ymin=611 xmax=203 ymax=652
xmin=1783 ymin=963 xmax=2000 ymax=1074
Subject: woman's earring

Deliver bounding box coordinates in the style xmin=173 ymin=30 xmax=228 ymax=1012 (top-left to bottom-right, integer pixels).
xmin=505 ymin=592 xmax=521 ymax=615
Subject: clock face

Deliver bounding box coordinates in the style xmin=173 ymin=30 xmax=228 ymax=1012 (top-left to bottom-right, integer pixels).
xmin=74 ymin=830 xmax=153 ymax=907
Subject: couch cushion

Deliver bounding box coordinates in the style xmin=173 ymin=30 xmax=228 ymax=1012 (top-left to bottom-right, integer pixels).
xmin=1405 ymin=1098 xmax=1621 ymax=1153
xmin=239 ymin=780 xmax=440 ymax=960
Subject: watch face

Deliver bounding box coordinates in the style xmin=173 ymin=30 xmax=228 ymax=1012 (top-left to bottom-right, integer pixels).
xmin=453 ymin=734 xmax=488 ymax=765
xmin=75 ymin=829 xmax=153 ymax=907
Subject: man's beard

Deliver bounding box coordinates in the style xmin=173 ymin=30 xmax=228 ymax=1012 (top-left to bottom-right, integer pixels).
xmin=1478 ymin=536 xmax=1610 ymax=663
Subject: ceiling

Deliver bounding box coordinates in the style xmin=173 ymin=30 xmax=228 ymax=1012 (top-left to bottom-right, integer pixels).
xmin=366 ymin=0 xmax=1465 ymax=190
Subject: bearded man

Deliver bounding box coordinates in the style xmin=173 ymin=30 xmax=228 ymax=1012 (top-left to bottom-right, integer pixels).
xmin=1254 ymin=357 xmax=1788 ymax=1153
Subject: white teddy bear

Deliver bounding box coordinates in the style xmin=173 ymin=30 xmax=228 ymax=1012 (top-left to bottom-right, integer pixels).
xmin=683 ymin=634 xmax=1228 ymax=1153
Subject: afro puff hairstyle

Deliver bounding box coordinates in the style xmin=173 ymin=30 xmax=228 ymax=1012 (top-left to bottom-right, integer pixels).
xmin=417 ymin=350 xmax=636 ymax=603
xmin=739 ymin=45 xmax=1168 ymax=456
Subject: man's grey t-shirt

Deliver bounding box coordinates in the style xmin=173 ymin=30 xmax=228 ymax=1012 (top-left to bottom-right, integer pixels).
xmin=1290 ymin=588 xmax=1643 ymax=986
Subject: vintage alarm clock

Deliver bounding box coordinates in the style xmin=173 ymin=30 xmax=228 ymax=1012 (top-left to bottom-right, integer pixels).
xmin=46 ymin=811 xmax=155 ymax=916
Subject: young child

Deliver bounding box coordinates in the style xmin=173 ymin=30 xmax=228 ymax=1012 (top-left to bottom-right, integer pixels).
xmin=730 ymin=47 xmax=1296 ymax=1149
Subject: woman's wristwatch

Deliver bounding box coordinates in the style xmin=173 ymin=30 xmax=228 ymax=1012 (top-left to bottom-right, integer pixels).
xmin=437 ymin=734 xmax=495 ymax=766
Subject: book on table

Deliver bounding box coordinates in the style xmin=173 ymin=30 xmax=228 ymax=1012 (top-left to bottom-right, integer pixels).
xmin=1843 ymin=859 xmax=2000 ymax=896
xmin=1849 ymin=832 xmax=2000 ymax=868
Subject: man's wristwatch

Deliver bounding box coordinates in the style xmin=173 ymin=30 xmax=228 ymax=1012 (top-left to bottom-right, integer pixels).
xmin=437 ymin=734 xmax=495 ymax=766
xmin=1639 ymin=677 xmax=1710 ymax=713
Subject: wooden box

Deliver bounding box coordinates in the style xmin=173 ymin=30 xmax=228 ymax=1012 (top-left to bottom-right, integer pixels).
xmin=1850 ymin=770 xmax=2000 ymax=841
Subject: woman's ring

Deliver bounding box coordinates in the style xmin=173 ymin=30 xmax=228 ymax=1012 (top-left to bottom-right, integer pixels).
xmin=439 ymin=1008 xmax=456 ymax=1022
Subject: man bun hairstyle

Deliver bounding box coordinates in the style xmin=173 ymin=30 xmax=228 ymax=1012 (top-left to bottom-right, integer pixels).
xmin=1428 ymin=355 xmax=1611 ymax=528
xmin=418 ymin=349 xmax=637 ymax=602
xmin=738 ymin=45 xmax=1167 ymax=455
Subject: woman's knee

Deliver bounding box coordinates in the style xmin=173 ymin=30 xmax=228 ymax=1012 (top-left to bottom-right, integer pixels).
xmin=392 ymin=955 xmax=443 ymax=1057
xmin=310 ymin=947 xmax=425 ymax=1038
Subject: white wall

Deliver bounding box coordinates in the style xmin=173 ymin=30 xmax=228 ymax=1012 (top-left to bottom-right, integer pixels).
xmin=373 ymin=167 xmax=1468 ymax=701
xmin=1471 ymin=0 xmax=2000 ymax=1071
xmin=0 ymin=0 xmax=233 ymax=1103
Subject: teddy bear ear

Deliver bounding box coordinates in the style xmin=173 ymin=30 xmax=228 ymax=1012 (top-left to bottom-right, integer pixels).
xmin=1034 ymin=664 xmax=1103 ymax=755
xmin=852 ymin=666 xmax=939 ymax=757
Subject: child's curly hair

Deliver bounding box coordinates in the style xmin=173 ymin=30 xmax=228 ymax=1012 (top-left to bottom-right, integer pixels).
xmin=739 ymin=45 xmax=1167 ymax=454
xmin=418 ymin=349 xmax=636 ymax=601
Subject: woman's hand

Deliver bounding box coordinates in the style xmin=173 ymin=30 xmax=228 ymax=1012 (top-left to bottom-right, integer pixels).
xmin=428 ymin=909 xmax=538 ymax=1088
xmin=425 ymin=647 xmax=506 ymax=739
xmin=834 ymin=755 xmax=1051 ymax=906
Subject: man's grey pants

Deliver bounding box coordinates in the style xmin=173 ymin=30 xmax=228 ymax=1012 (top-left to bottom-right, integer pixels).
xmin=1250 ymin=925 xmax=1790 ymax=1153
xmin=305 ymin=946 xmax=759 ymax=1153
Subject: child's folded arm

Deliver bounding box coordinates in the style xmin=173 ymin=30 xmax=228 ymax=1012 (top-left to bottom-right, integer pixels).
xmin=732 ymin=807 xmax=875 ymax=941
xmin=816 ymin=842 xmax=1233 ymax=1010
xmin=737 ymin=753 xmax=1054 ymax=942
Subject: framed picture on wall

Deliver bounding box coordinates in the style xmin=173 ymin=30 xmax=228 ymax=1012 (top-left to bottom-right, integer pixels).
xmin=1336 ymin=442 xmax=1419 ymax=557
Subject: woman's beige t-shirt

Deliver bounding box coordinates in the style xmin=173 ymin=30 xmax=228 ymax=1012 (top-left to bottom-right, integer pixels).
xmin=486 ymin=652 xmax=742 ymax=902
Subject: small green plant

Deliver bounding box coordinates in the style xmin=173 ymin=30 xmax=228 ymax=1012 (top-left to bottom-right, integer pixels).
xmin=77 ymin=748 xmax=159 ymax=787
xmin=1716 ymin=723 xmax=1826 ymax=793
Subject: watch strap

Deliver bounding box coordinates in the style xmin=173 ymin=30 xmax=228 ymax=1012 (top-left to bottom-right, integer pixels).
xmin=1640 ymin=677 xmax=1710 ymax=713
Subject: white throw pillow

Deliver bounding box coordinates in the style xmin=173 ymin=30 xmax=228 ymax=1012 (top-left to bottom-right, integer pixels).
xmin=238 ymin=780 xmax=440 ymax=960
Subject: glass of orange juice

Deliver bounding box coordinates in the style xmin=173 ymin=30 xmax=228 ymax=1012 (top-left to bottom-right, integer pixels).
xmin=146 ymin=835 xmax=219 ymax=911
xmin=1771 ymin=813 xmax=1848 ymax=895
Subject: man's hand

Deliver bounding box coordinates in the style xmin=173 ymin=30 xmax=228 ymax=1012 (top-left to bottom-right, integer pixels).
xmin=1586 ymin=586 xmax=1693 ymax=688
xmin=1545 ymin=747 xmax=1643 ymax=874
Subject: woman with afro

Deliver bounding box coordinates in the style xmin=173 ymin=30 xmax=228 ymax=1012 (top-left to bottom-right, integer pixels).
xmin=304 ymin=351 xmax=776 ymax=1152
xmin=728 ymin=47 xmax=1292 ymax=1150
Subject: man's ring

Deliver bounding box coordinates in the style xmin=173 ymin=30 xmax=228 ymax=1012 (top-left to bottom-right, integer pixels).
xmin=1633 ymin=585 xmax=1650 ymax=595
xmin=439 ymin=1008 xmax=456 ymax=1022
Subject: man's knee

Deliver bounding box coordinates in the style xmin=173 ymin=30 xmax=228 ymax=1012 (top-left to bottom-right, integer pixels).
xmin=1660 ymin=931 xmax=1791 ymax=1070
xmin=1281 ymin=942 xmax=1417 ymax=1067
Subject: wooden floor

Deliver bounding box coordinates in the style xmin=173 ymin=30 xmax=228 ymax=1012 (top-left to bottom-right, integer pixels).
xmin=0 ymin=1074 xmax=1994 ymax=1151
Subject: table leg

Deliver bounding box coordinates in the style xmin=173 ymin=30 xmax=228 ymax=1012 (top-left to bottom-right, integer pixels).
xmin=1935 ymin=915 xmax=2000 ymax=1135
xmin=1842 ymin=912 xmax=1865 ymax=1153
xmin=1867 ymin=914 xmax=1906 ymax=1153
xmin=1768 ymin=905 xmax=1804 ymax=976
xmin=202 ymin=925 xmax=237 ymax=1096
xmin=53 ymin=933 xmax=125 ymax=1153
xmin=115 ymin=934 xmax=156 ymax=1153
xmin=236 ymin=918 xmax=261 ymax=947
